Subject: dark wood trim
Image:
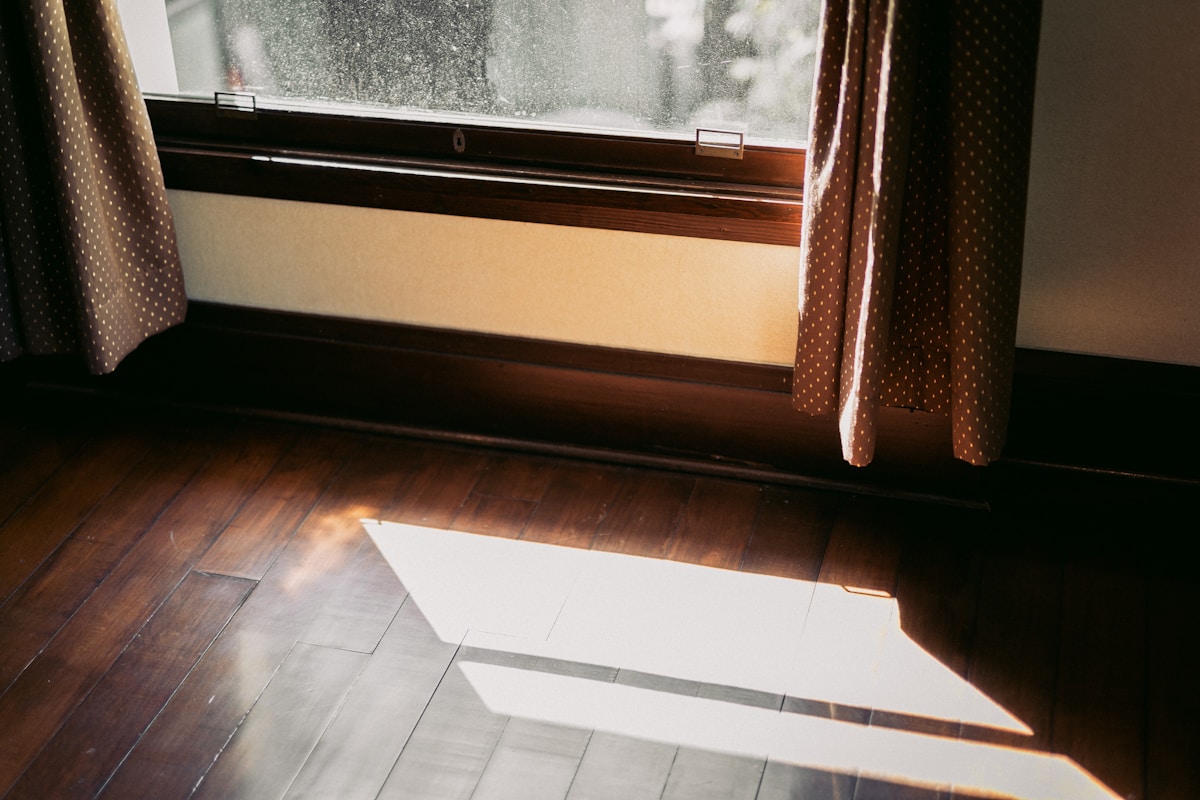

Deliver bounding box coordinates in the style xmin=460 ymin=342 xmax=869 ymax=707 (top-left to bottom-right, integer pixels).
xmin=149 ymin=98 xmax=804 ymax=246
xmin=1004 ymin=348 xmax=1200 ymax=483
xmin=14 ymin=302 xmax=980 ymax=506
xmin=158 ymin=145 xmax=802 ymax=246
xmin=146 ymin=97 xmax=805 ymax=188
xmin=179 ymin=303 xmax=793 ymax=393
xmin=13 ymin=304 xmax=1196 ymax=510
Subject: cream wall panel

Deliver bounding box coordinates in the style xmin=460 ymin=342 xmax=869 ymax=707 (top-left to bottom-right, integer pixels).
xmin=170 ymin=190 xmax=801 ymax=366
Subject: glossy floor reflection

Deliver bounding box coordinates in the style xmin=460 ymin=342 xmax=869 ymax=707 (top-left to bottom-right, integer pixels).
xmin=365 ymin=520 xmax=1119 ymax=800
xmin=3 ymin=409 xmax=1187 ymax=800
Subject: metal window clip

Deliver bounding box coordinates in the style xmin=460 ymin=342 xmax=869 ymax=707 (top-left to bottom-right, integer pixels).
xmin=215 ymin=91 xmax=257 ymax=119
xmin=694 ymin=128 xmax=744 ymax=160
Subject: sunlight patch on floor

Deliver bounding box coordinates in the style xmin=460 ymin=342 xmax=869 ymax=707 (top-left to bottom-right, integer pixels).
xmin=460 ymin=661 xmax=1117 ymax=800
xmin=363 ymin=519 xmax=1119 ymax=800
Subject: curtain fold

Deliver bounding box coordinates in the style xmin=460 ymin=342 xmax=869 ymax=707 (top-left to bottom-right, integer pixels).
xmin=0 ymin=0 xmax=186 ymax=375
xmin=793 ymin=0 xmax=1041 ymax=466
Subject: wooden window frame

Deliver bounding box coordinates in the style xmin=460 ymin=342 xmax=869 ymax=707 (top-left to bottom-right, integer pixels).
xmin=146 ymin=95 xmax=805 ymax=246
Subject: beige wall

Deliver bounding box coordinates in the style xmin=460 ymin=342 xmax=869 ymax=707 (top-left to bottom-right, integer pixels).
xmin=170 ymin=0 xmax=1200 ymax=368
xmin=1016 ymin=0 xmax=1200 ymax=366
xmin=172 ymin=192 xmax=801 ymax=365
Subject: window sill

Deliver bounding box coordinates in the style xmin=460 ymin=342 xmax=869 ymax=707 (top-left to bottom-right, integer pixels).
xmin=148 ymin=97 xmax=804 ymax=246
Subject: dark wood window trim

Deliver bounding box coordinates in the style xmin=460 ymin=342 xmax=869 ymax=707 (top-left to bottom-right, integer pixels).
xmin=147 ymin=96 xmax=805 ymax=246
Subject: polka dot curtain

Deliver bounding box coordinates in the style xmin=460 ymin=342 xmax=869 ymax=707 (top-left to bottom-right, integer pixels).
xmin=0 ymin=0 xmax=186 ymax=375
xmin=793 ymin=0 xmax=1041 ymax=466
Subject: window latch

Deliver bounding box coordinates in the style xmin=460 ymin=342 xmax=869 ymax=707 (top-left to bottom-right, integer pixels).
xmin=694 ymin=128 xmax=744 ymax=160
xmin=215 ymin=91 xmax=258 ymax=119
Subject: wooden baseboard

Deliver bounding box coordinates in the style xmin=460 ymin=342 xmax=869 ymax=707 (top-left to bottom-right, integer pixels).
xmin=11 ymin=303 xmax=1195 ymax=507
xmin=1004 ymin=348 xmax=1200 ymax=483
xmin=11 ymin=302 xmax=983 ymax=505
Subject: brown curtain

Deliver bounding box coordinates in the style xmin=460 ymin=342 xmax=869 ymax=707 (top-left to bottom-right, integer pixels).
xmin=793 ymin=0 xmax=1041 ymax=466
xmin=0 ymin=0 xmax=186 ymax=375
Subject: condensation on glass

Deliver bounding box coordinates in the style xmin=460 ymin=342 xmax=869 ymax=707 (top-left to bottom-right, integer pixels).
xmin=164 ymin=0 xmax=819 ymax=143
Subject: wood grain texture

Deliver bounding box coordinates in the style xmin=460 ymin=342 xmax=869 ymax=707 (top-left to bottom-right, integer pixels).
xmin=590 ymin=470 xmax=695 ymax=558
xmin=469 ymin=658 xmax=615 ymax=800
xmin=961 ymin=548 xmax=1062 ymax=752
xmin=816 ymin=497 xmax=908 ymax=591
xmin=565 ymin=731 xmax=676 ymax=800
xmin=767 ymin=497 xmax=910 ymax=800
xmin=197 ymin=429 xmax=361 ymax=578
xmin=1145 ymin=575 xmax=1200 ymax=800
xmin=520 ymin=461 xmax=624 ymax=549
xmin=665 ymin=477 xmax=761 ymax=569
xmin=283 ymin=596 xmax=460 ymax=800
xmin=192 ymin=642 xmax=368 ymax=800
xmin=665 ymin=684 xmax=777 ymax=800
xmin=661 ymin=750 xmax=765 ymax=800
xmin=0 ymin=428 xmax=152 ymax=603
xmin=5 ymin=571 xmax=253 ymax=800
xmin=739 ymin=486 xmax=839 ymax=581
xmin=383 ymin=443 xmax=490 ymax=529
xmin=0 ymin=425 xmax=288 ymax=795
xmin=756 ymin=760 xmax=856 ymax=800
xmin=99 ymin=438 xmax=423 ymax=800
xmin=375 ymin=648 xmax=522 ymax=800
xmin=1051 ymin=563 xmax=1147 ymax=800
xmin=0 ymin=438 xmax=209 ymax=690
xmin=0 ymin=401 xmax=1192 ymax=800
xmin=561 ymin=670 xmax=703 ymax=800
xmin=450 ymin=454 xmax=554 ymax=537
xmin=451 ymin=494 xmax=539 ymax=538
xmin=878 ymin=508 xmax=983 ymax=739
xmin=0 ymin=422 xmax=83 ymax=528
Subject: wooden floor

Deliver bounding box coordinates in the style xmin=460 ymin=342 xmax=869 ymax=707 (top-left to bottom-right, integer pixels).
xmin=0 ymin=400 xmax=1195 ymax=800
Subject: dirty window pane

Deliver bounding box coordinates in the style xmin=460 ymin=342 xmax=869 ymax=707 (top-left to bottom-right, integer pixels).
xmin=164 ymin=0 xmax=819 ymax=144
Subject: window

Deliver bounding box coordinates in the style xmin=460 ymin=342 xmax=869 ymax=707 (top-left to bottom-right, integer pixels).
xmin=128 ymin=0 xmax=818 ymax=245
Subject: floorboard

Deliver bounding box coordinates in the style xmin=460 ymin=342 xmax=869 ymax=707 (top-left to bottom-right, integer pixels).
xmin=0 ymin=406 xmax=1192 ymax=800
xmin=99 ymin=437 xmax=424 ymax=800
xmin=666 ymin=477 xmax=761 ymax=569
xmin=452 ymin=492 xmax=539 ymax=538
xmin=469 ymin=658 xmax=613 ymax=800
xmin=770 ymin=497 xmax=911 ymax=800
xmin=0 ymin=428 xmax=153 ymax=603
xmin=1052 ymin=562 xmax=1147 ymax=800
xmin=0 ymin=423 xmax=83 ymax=528
xmin=664 ymin=680 xmax=779 ymax=800
xmin=5 ymin=571 xmax=253 ymax=800
xmin=0 ymin=425 xmax=288 ymax=795
xmin=881 ymin=510 xmax=982 ymax=740
xmin=1146 ymin=575 xmax=1200 ymax=800
xmin=0 ymin=437 xmax=209 ymax=690
xmin=590 ymin=470 xmax=695 ymax=558
xmin=574 ymin=670 xmax=703 ymax=800
xmin=740 ymin=486 xmax=839 ymax=581
xmin=520 ymin=461 xmax=624 ymax=549
xmin=375 ymin=647 xmax=524 ymax=800
xmin=197 ymin=430 xmax=360 ymax=579
xmin=960 ymin=547 xmax=1061 ymax=753
xmin=382 ymin=443 xmax=490 ymax=530
xmin=191 ymin=641 xmax=368 ymax=800
xmin=283 ymin=596 xmax=459 ymax=800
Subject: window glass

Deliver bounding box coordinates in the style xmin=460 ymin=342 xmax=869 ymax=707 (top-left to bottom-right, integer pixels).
xmin=162 ymin=0 xmax=820 ymax=144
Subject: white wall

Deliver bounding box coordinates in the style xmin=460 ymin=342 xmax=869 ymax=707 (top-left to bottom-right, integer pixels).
xmin=117 ymin=0 xmax=178 ymax=94
xmin=1016 ymin=0 xmax=1200 ymax=366
xmin=165 ymin=0 xmax=1200 ymax=368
